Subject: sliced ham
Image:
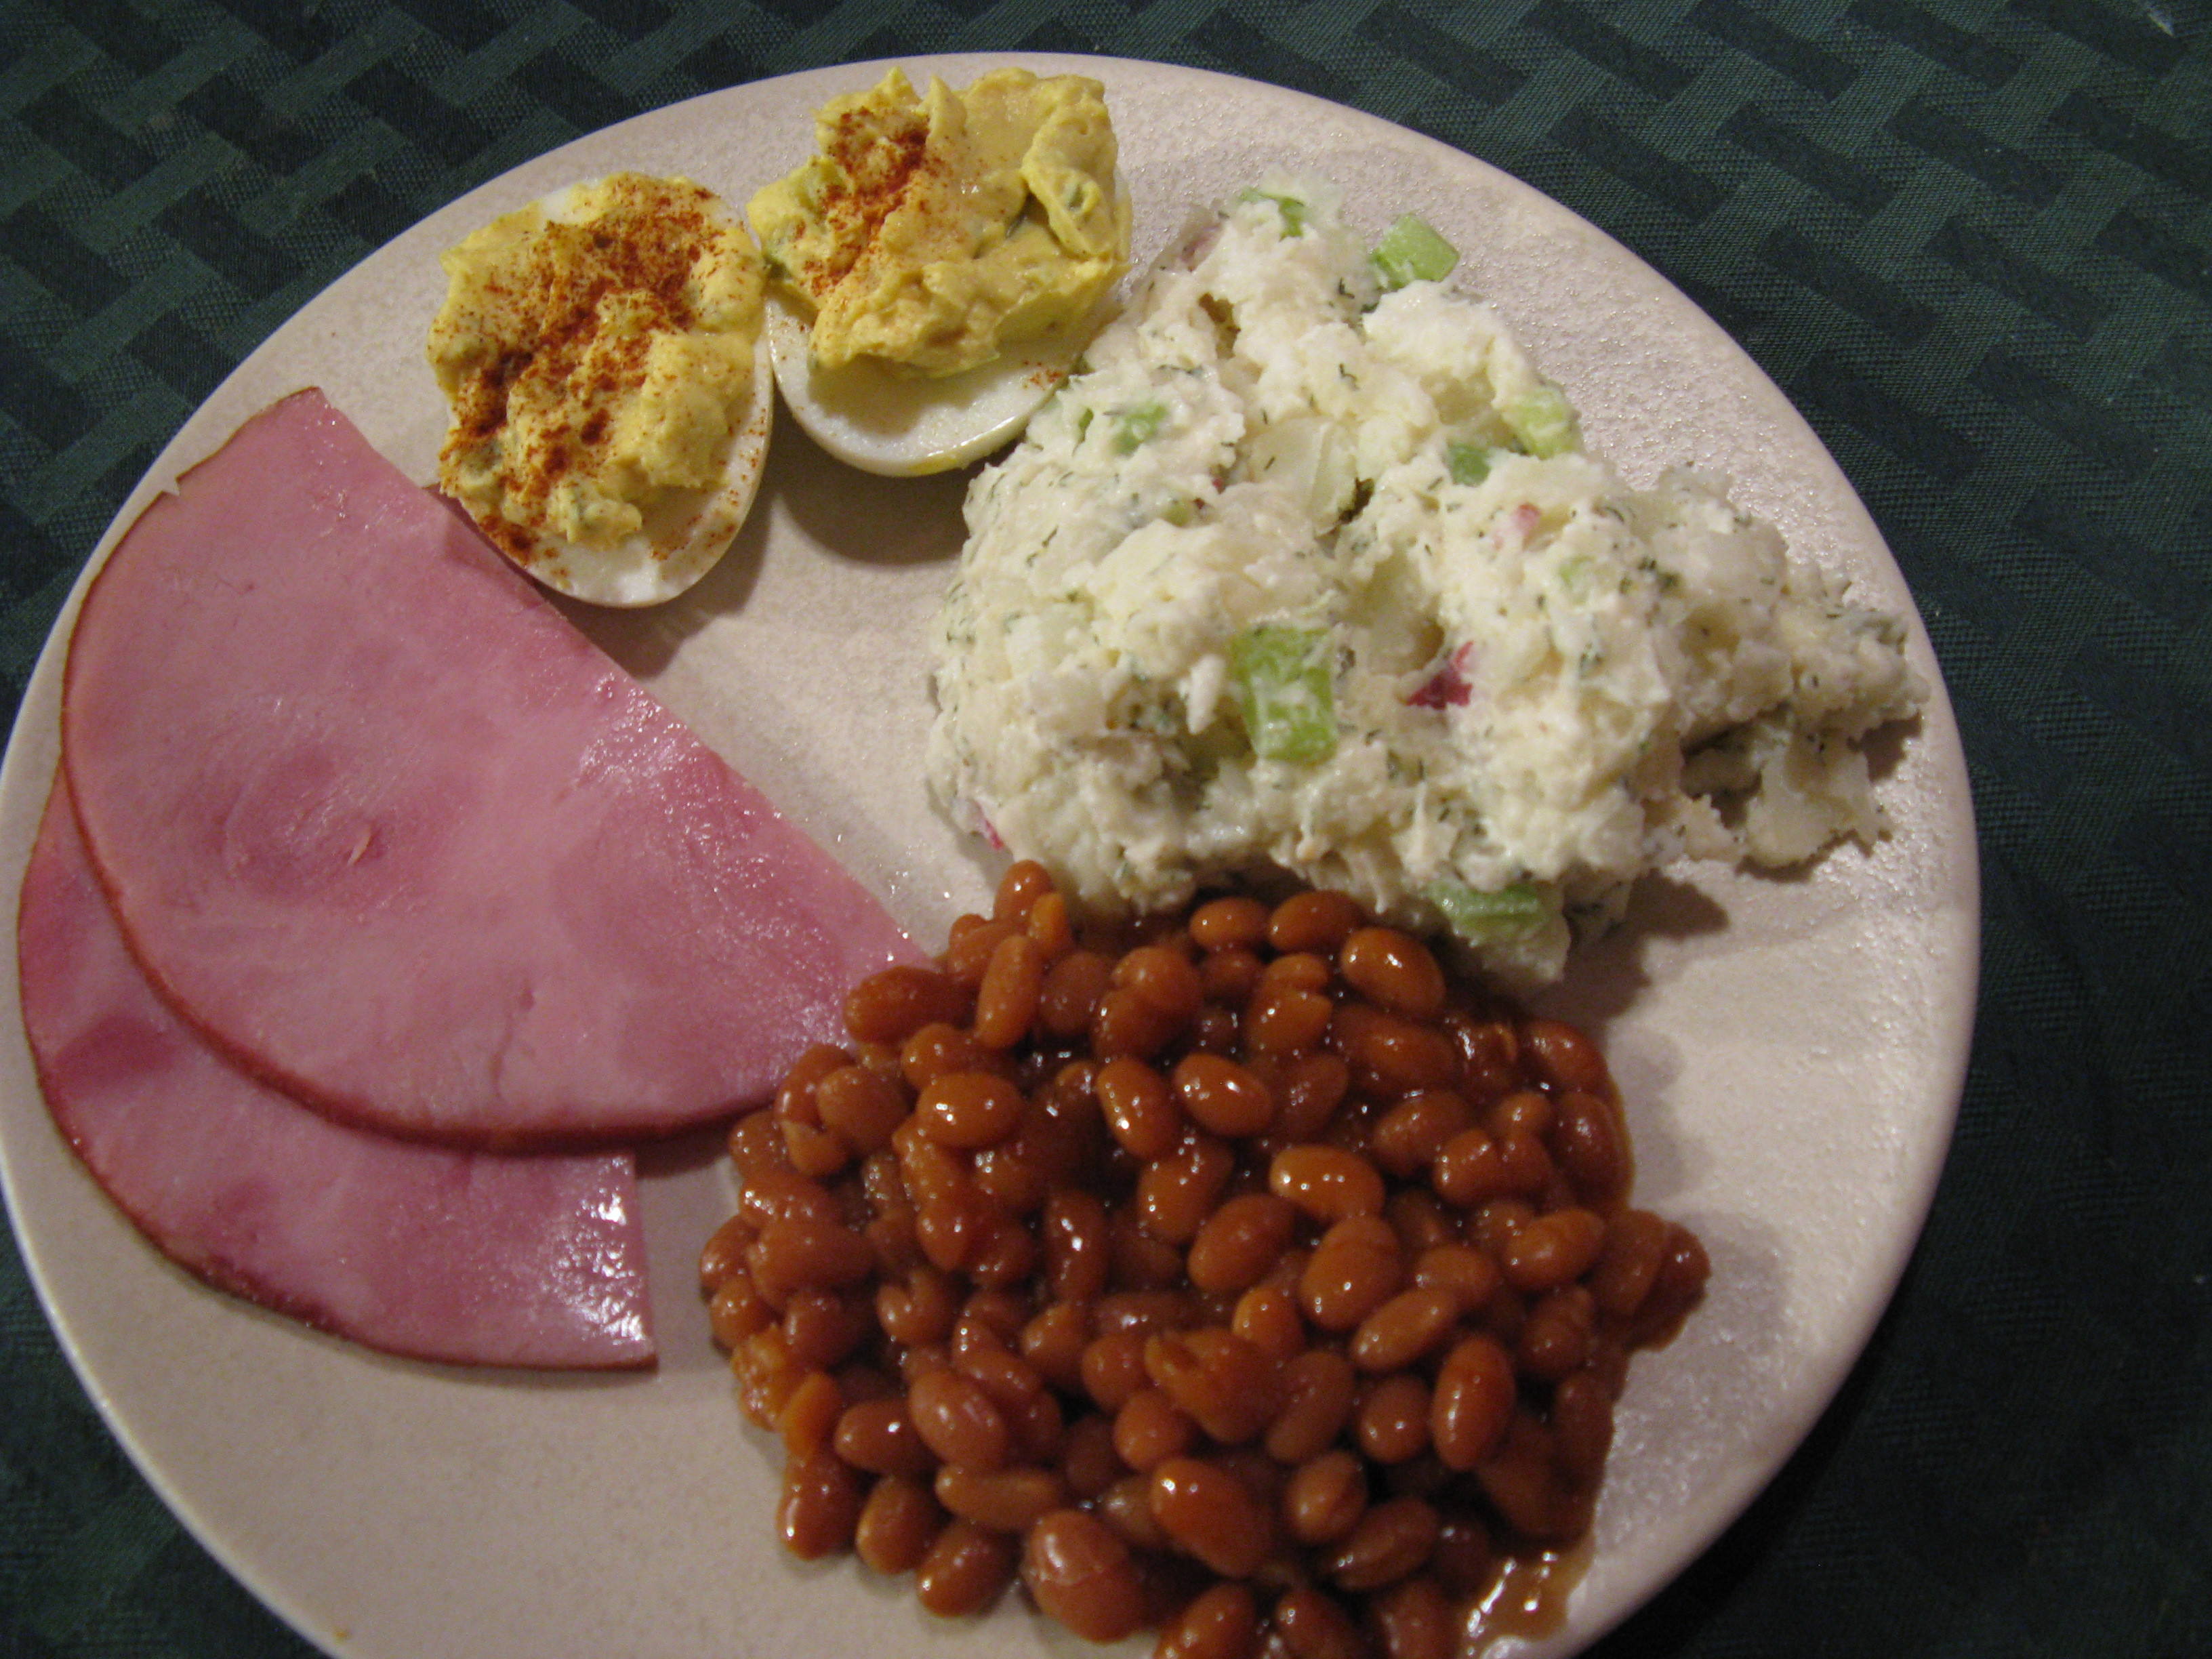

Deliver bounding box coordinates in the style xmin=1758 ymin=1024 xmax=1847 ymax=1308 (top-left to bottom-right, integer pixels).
xmin=18 ymin=778 xmax=654 ymax=1368
xmin=62 ymin=388 xmax=917 ymax=1148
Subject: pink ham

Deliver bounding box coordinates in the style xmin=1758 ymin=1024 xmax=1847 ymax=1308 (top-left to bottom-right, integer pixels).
xmin=62 ymin=388 xmax=917 ymax=1147
xmin=18 ymin=777 xmax=653 ymax=1368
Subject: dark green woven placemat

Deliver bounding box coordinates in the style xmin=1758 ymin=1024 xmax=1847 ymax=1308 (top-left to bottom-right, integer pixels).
xmin=4 ymin=2 xmax=2209 ymax=1656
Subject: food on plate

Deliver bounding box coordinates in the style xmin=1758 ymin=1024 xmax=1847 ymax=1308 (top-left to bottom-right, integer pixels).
xmin=427 ymin=172 xmax=773 ymax=605
xmin=750 ymin=66 xmax=1131 ymax=475
xmin=62 ymin=389 xmax=919 ymax=1149
xmin=19 ymin=779 xmax=653 ymax=1368
xmin=702 ymin=861 xmax=1707 ymax=1652
xmin=927 ymin=178 xmax=1925 ymax=985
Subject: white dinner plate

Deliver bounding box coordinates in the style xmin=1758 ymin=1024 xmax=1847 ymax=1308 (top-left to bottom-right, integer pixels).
xmin=0 ymin=54 xmax=1978 ymax=1659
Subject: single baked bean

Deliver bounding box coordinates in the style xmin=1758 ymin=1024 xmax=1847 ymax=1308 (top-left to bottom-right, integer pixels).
xmin=974 ymin=932 xmax=1046 ymax=1048
xmin=1191 ymin=895 xmax=1271 ymax=951
xmin=1025 ymin=888 xmax=1074 ymax=956
xmin=855 ymin=1474 xmax=943 ymax=1575
xmin=834 ymin=1395 xmax=935 ymax=1479
xmin=1243 ymin=984 xmax=1337 ymax=1054
xmin=1269 ymin=1051 xmax=1352 ymax=1143
xmin=1115 ymin=943 xmax=1206 ymax=1022
xmin=1230 ymin=1282 xmax=1307 ymax=1361
xmin=1187 ymin=1193 xmax=1299 ymax=1292
xmin=1502 ymin=1206 xmax=1607 ymax=1294
xmin=1550 ymin=1089 xmax=1631 ymax=1208
xmin=1149 ymin=1457 xmax=1275 ymax=1577
xmin=1589 ymin=1208 xmax=1668 ymax=1320
xmin=778 ymin=1449 xmax=863 ymax=1559
xmin=1086 ymin=983 xmax=1172 ymax=1060
xmin=914 ymin=1518 xmax=1017 ymax=1616
xmin=1338 ymin=928 xmax=1446 ymax=1021
xmin=1300 ymin=1216 xmax=1404 ymax=1332
xmin=908 ymin=1366 xmax=1012 ymax=1471
xmin=1271 ymin=1586 xmax=1365 ymax=1659
xmin=1155 ymin=1581 xmax=1261 ymax=1659
xmin=1098 ymin=1056 xmax=1183 ymax=1160
xmin=1552 ymin=1368 xmax=1616 ymax=1487
xmin=933 ymin=1463 xmax=1068 ymax=1534
xmin=1023 ymin=1507 xmax=1149 ymax=1642
xmin=726 ymin=1104 xmax=796 ymax=1181
xmin=1144 ymin=1328 xmax=1282 ymax=1445
xmin=1488 ymin=1088 xmax=1552 ymax=1139
xmin=1353 ymin=1372 xmax=1431 ymax=1463
xmin=1283 ymin=1448 xmax=1368 ymax=1544
xmin=1629 ymin=1224 xmax=1710 ymax=1343
xmin=1139 ymin=1134 xmax=1235 ymax=1244
xmin=1350 ymin=1287 xmax=1461 ymax=1373
xmin=916 ymin=1071 xmax=1025 ymax=1149
xmin=1037 ymin=949 xmax=1115 ymax=1039
xmin=1081 ymin=1329 xmax=1151 ymax=1414
xmin=779 ymin=1369 xmax=843 ymax=1461
xmin=877 ymin=1264 xmax=959 ymax=1348
xmin=846 ymin=965 xmax=970 ymax=1045
xmin=1430 ymin=1333 xmax=1515 ymax=1471
xmin=1265 ymin=1348 xmax=1357 ymax=1463
xmin=1114 ymin=1386 xmax=1199 ymax=1471
xmin=1521 ymin=1017 xmax=1612 ymax=1096
xmin=783 ymin=1287 xmax=873 ymax=1370
xmin=1272 ymin=1145 xmax=1386 ymax=1224
xmin=1333 ymin=1002 xmax=1460 ymax=1097
xmin=1174 ymin=1052 xmax=1277 ymax=1137
xmin=699 ymin=1212 xmax=753 ymax=1292
xmin=1327 ymin=1494 xmax=1439 ymax=1591
xmin=1268 ymin=890 xmax=1364 ymax=954
xmin=707 ymin=1272 xmax=774 ymax=1349
xmin=815 ymin=1064 xmax=910 ymax=1157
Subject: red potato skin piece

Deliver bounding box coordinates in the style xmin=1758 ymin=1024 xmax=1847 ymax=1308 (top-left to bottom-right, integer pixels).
xmin=17 ymin=777 xmax=655 ymax=1369
xmin=60 ymin=388 xmax=921 ymax=1150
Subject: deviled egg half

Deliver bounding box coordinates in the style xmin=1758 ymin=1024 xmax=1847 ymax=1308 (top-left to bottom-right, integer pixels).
xmin=750 ymin=66 xmax=1132 ymax=476
xmin=426 ymin=173 xmax=773 ymax=607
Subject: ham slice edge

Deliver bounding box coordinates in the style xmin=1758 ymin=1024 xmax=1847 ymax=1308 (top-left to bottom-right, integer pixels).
xmin=17 ymin=775 xmax=655 ymax=1370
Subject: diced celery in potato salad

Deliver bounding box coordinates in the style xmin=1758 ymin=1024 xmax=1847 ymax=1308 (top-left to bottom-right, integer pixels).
xmin=926 ymin=177 xmax=1922 ymax=985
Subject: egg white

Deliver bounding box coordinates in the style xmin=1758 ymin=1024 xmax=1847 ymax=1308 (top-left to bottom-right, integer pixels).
xmin=764 ymin=290 xmax=1104 ymax=478
xmin=446 ymin=180 xmax=776 ymax=609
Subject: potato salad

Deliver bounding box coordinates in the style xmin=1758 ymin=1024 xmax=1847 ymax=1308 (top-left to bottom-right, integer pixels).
xmin=926 ymin=178 xmax=1923 ymax=984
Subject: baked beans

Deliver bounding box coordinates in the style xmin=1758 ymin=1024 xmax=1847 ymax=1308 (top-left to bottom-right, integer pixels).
xmin=704 ymin=865 xmax=1708 ymax=1656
